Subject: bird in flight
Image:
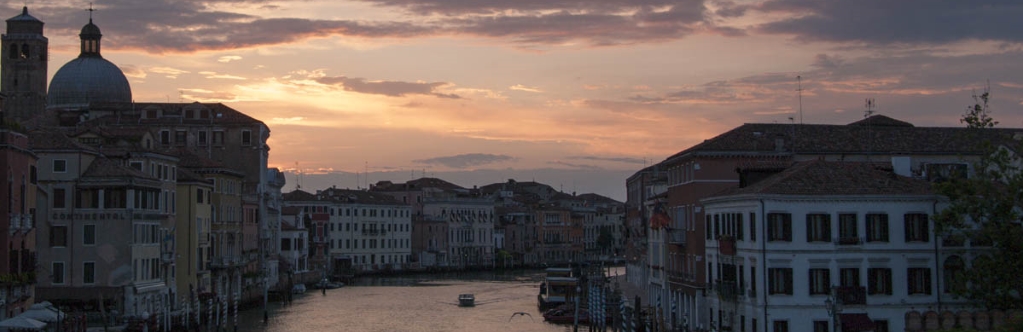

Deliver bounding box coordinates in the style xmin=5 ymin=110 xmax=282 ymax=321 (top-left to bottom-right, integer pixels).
xmin=509 ymin=312 xmax=533 ymax=322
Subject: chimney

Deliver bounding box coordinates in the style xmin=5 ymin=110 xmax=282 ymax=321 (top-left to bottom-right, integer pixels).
xmin=891 ymin=156 xmax=911 ymax=177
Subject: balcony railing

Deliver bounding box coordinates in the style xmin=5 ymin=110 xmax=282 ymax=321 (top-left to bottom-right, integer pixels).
xmin=361 ymin=229 xmax=387 ymax=236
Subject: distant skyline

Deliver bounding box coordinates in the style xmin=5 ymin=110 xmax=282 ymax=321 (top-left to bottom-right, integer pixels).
xmin=7 ymin=1 xmax=1023 ymax=201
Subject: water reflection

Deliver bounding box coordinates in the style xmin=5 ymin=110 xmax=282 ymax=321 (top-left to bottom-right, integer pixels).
xmin=237 ymin=270 xmax=576 ymax=332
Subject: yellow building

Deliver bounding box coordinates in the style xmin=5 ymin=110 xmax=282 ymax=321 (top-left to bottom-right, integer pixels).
xmin=175 ymin=168 xmax=213 ymax=299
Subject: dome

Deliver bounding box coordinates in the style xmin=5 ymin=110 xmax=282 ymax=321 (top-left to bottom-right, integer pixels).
xmin=47 ymin=57 xmax=132 ymax=109
xmin=80 ymin=21 xmax=101 ymax=36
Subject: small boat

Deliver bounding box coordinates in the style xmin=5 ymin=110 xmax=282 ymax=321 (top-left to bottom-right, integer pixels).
xmin=543 ymin=305 xmax=590 ymax=324
xmin=458 ymin=294 xmax=475 ymax=307
xmin=317 ymin=278 xmax=344 ymax=289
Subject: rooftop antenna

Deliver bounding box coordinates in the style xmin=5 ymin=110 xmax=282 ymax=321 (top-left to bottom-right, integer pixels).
xmin=295 ymin=162 xmax=302 ymax=190
xmin=796 ymin=76 xmax=804 ymax=124
xmin=864 ymin=98 xmax=876 ymax=118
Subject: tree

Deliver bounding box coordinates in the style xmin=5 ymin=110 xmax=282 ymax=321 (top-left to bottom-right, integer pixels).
xmin=934 ymin=87 xmax=1023 ymax=310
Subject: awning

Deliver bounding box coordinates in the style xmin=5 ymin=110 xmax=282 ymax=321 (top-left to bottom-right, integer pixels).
xmin=841 ymin=313 xmax=877 ymax=332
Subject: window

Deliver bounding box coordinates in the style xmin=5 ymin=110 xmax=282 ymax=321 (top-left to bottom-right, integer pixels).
xmin=813 ymin=321 xmax=829 ymax=332
xmin=768 ymin=268 xmax=792 ymax=295
xmin=175 ymin=130 xmax=187 ymax=146
xmin=241 ymin=130 xmax=252 ymax=146
xmin=840 ymin=268 xmax=860 ymax=287
xmin=84 ymin=225 xmax=96 ymax=245
xmin=83 ymin=262 xmax=95 ymax=284
xmin=30 ymin=165 xmax=37 ymax=184
xmin=904 ymin=213 xmax=929 ymax=242
xmin=53 ymin=188 xmax=66 ymax=209
xmin=868 ymin=268 xmax=892 ymax=295
xmin=806 ymin=214 xmax=831 ymax=242
xmin=52 ymin=262 xmax=65 ymax=284
xmin=866 ymin=214 xmax=889 ymax=242
xmin=767 ymin=213 xmax=791 ymax=242
xmin=749 ymin=213 xmax=756 ymax=242
xmin=773 ymin=320 xmax=789 ymax=332
xmin=53 ymin=159 xmax=67 ymax=173
xmin=160 ymin=130 xmax=170 ymax=145
xmin=129 ymin=161 xmax=143 ymax=172
xmin=838 ymin=213 xmax=858 ymax=244
xmin=198 ymin=131 xmax=208 ymax=146
xmin=212 ymin=131 xmax=225 ymax=146
xmin=907 ymin=267 xmax=932 ymax=295
xmin=197 ymin=188 xmax=204 ymax=204
xmin=50 ymin=226 xmax=68 ymax=247
xmin=809 ymin=268 xmax=830 ymax=295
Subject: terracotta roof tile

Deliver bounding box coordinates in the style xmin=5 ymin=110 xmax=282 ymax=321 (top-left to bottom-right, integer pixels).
xmin=716 ymin=160 xmax=934 ymax=197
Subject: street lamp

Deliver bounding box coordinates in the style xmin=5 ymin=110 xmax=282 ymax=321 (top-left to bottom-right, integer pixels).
xmin=825 ymin=287 xmax=842 ymax=332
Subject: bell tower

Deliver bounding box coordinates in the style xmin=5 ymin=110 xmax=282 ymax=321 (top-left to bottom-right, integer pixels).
xmin=1 ymin=7 xmax=48 ymax=122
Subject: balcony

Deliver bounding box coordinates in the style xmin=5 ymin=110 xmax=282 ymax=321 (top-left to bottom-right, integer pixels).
xmin=836 ymin=286 xmax=867 ymax=305
xmin=161 ymin=252 xmax=175 ymax=263
xmin=668 ymin=229 xmax=686 ymax=246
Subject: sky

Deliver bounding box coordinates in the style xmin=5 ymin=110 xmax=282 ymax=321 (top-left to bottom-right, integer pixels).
xmin=6 ymin=0 xmax=1023 ymax=201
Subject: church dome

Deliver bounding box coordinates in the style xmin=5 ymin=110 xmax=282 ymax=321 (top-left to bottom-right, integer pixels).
xmin=46 ymin=17 xmax=131 ymax=109
xmin=47 ymin=57 xmax=132 ymax=109
xmin=80 ymin=21 xmax=100 ymax=36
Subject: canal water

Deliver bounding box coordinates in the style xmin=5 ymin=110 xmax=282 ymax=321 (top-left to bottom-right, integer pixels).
xmin=234 ymin=269 xmax=599 ymax=332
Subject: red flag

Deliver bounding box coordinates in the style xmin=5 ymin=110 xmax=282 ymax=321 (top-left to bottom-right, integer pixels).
xmin=650 ymin=203 xmax=671 ymax=229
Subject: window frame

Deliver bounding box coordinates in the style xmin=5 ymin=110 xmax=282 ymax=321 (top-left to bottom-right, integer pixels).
xmin=52 ymin=262 xmax=66 ymax=285
xmin=806 ymin=213 xmax=832 ymax=243
xmin=868 ymin=267 xmax=892 ymax=295
xmin=866 ymin=213 xmax=889 ymax=242
xmin=83 ymin=224 xmax=96 ymax=246
xmin=767 ymin=213 xmax=792 ymax=242
xmin=904 ymin=213 xmax=930 ymax=243
xmin=53 ymin=159 xmax=67 ymax=173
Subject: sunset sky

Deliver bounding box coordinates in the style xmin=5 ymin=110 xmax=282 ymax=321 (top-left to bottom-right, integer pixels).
xmin=7 ymin=0 xmax=1023 ymax=200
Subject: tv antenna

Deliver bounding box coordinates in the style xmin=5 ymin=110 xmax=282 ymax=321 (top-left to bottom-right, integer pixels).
xmin=796 ymin=76 xmax=803 ymax=124
xmin=864 ymin=98 xmax=876 ymax=118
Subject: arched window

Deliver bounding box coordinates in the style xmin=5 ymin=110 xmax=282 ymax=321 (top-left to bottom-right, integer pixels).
xmin=8 ymin=44 xmax=17 ymax=59
xmin=943 ymin=255 xmax=965 ymax=293
xmin=20 ymin=43 xmax=29 ymax=59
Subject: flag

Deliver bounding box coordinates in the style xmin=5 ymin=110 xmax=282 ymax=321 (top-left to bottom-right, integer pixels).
xmin=650 ymin=203 xmax=671 ymax=229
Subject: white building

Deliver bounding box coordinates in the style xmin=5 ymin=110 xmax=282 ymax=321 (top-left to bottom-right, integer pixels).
xmin=701 ymin=161 xmax=970 ymax=332
xmin=423 ymin=198 xmax=495 ymax=268
xmin=280 ymin=208 xmax=309 ymax=275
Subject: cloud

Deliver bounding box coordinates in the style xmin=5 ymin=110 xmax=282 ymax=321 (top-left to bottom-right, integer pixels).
xmin=119 ymin=64 xmax=147 ymax=79
xmin=548 ymin=161 xmax=604 ymax=170
xmin=315 ymin=76 xmax=460 ymax=98
xmin=199 ymin=71 xmax=248 ymax=80
xmin=569 ymin=156 xmax=647 ymax=164
xmin=510 ymin=84 xmax=543 ymax=93
xmin=14 ymin=0 xmax=721 ymax=53
xmin=218 ymin=55 xmax=243 ymax=63
xmin=413 ymin=153 xmax=517 ymax=168
xmin=750 ymin=0 xmax=1023 ymax=45
xmin=148 ymin=66 xmax=190 ymax=79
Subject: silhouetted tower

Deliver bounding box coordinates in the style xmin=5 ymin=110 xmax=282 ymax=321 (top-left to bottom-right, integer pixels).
xmin=1 ymin=7 xmax=48 ymax=122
